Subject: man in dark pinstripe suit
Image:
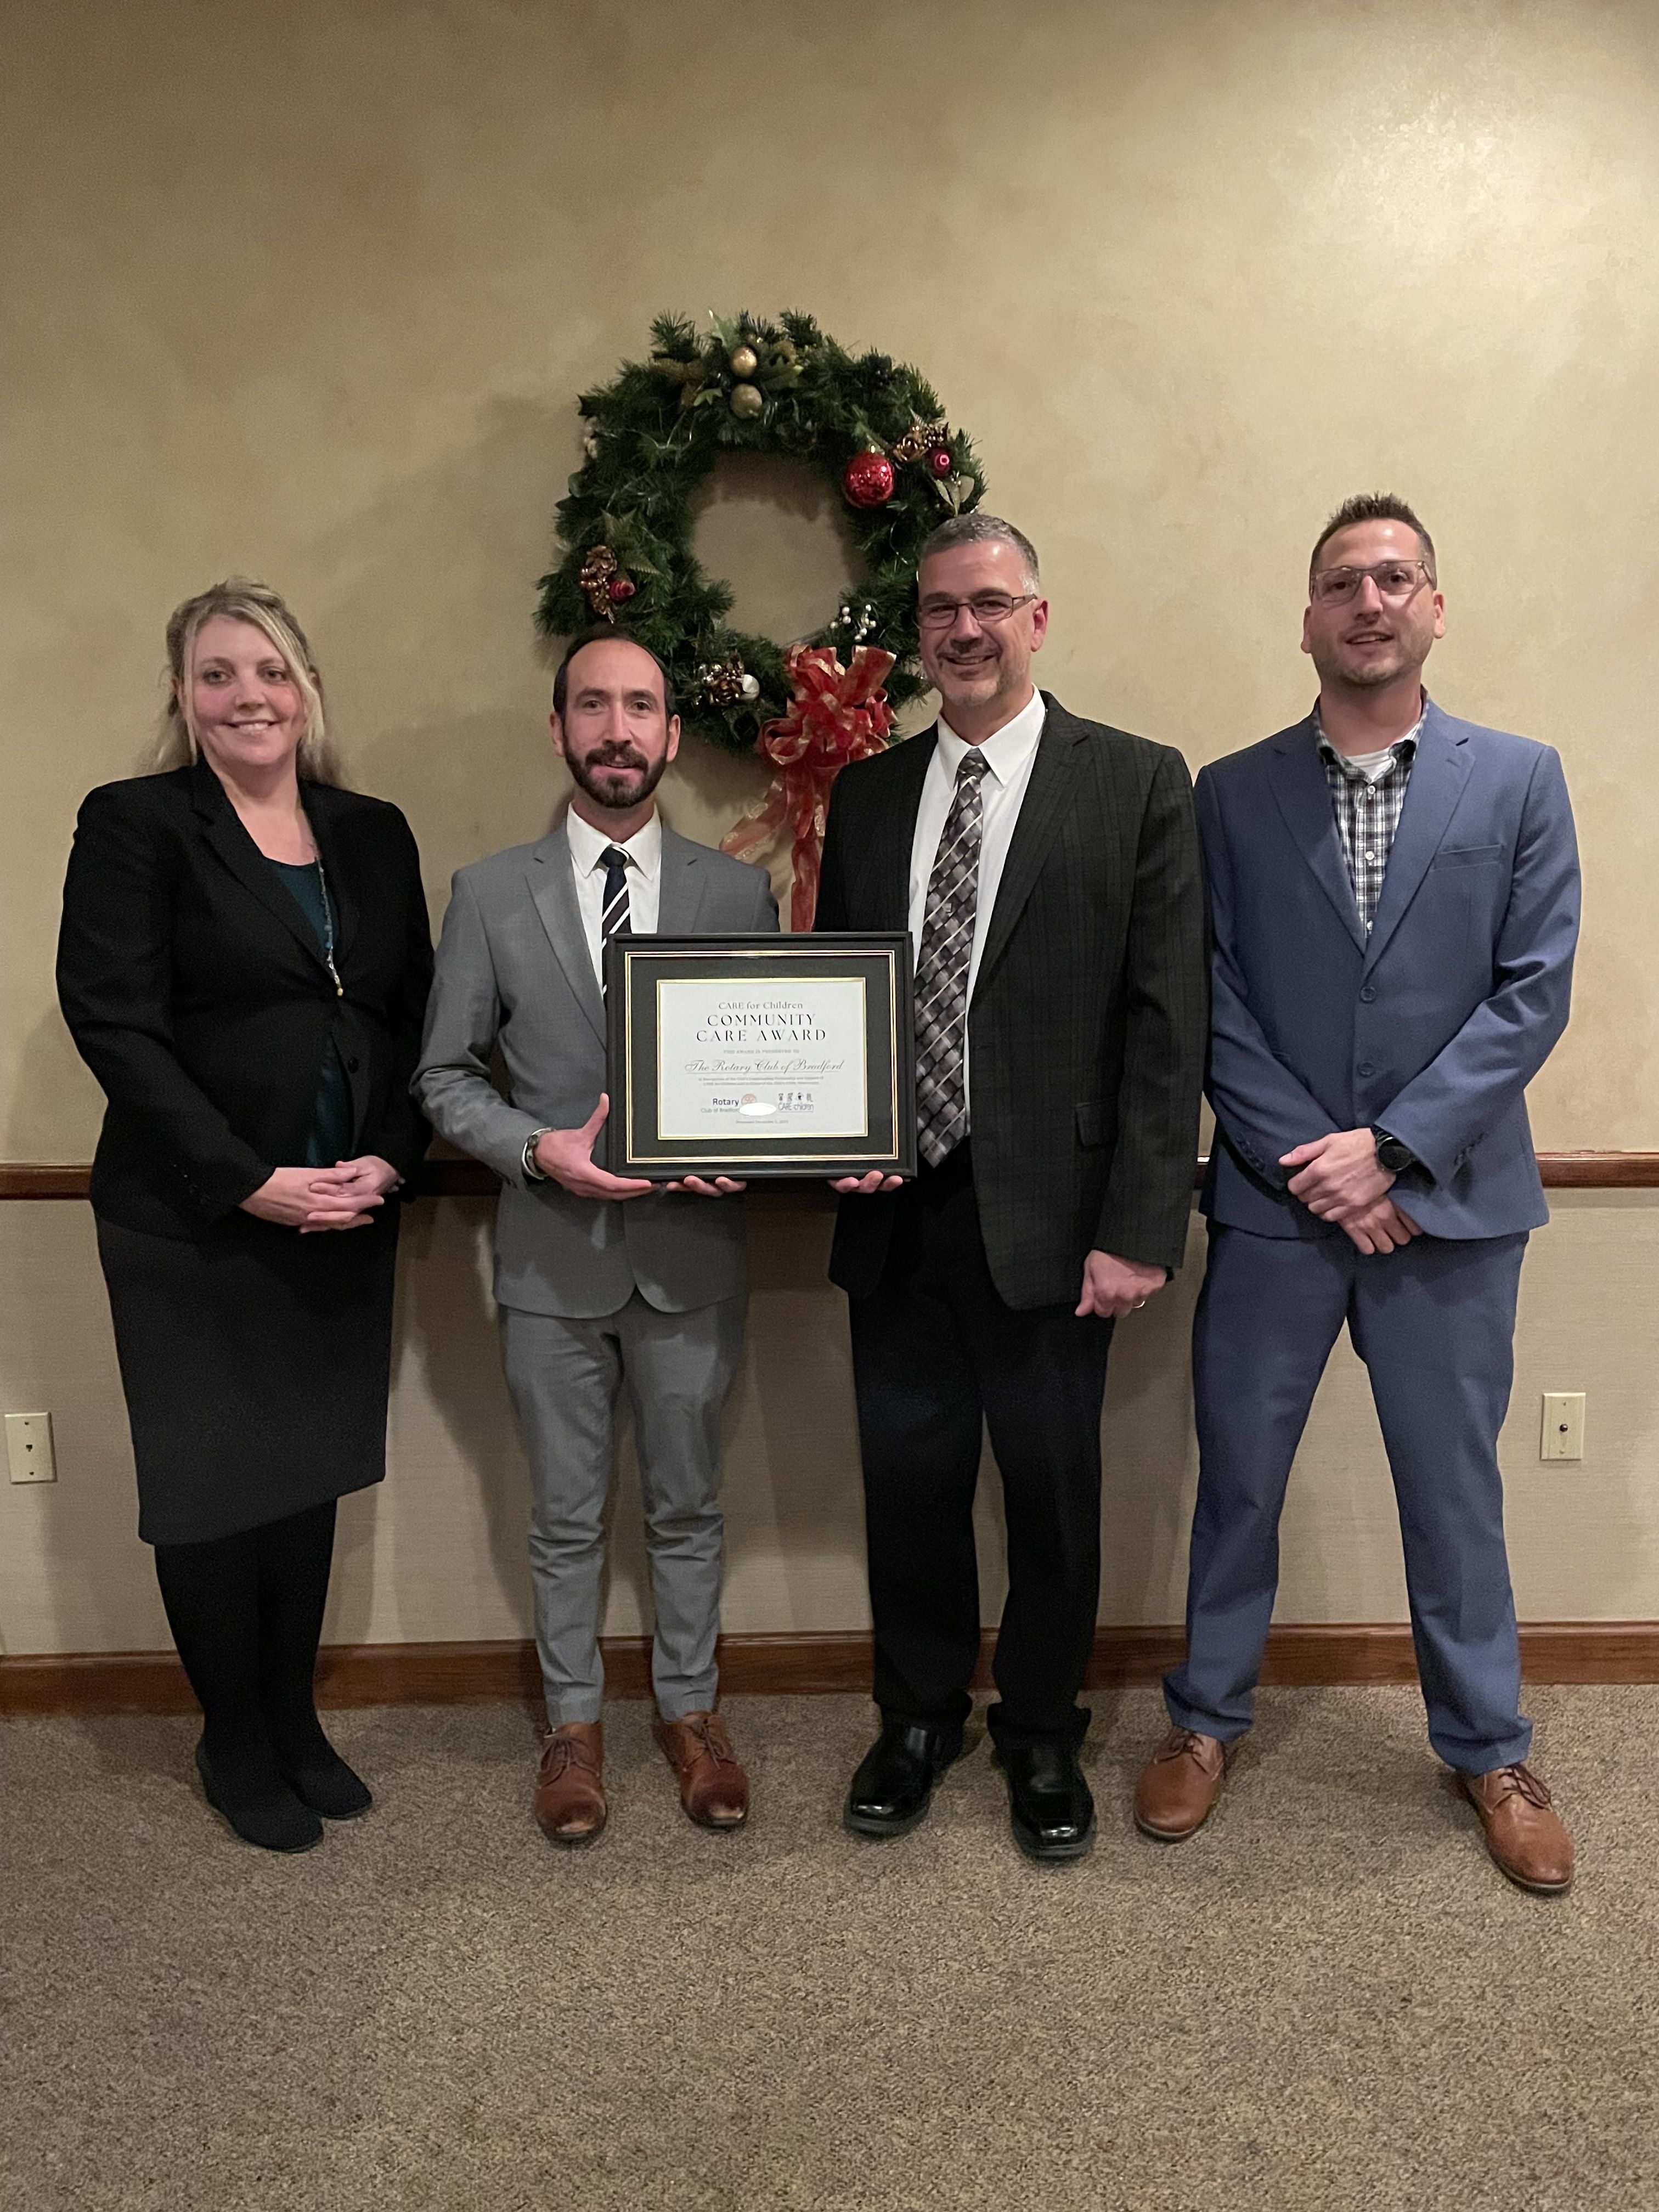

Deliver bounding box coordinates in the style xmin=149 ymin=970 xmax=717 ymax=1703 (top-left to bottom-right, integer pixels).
xmin=816 ymin=515 xmax=1207 ymax=1861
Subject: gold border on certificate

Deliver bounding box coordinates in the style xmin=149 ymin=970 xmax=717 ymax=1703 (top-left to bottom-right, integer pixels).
xmin=620 ymin=943 xmax=904 ymax=1170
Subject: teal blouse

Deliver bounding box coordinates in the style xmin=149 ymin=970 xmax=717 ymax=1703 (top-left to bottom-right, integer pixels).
xmin=267 ymin=859 xmax=356 ymax=1167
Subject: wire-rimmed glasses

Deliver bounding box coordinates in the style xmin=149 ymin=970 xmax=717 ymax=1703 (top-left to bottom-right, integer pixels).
xmin=1310 ymin=559 xmax=1435 ymax=607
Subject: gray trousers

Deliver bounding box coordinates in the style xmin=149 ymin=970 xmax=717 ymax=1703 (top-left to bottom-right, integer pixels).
xmin=500 ymin=1291 xmax=746 ymax=1725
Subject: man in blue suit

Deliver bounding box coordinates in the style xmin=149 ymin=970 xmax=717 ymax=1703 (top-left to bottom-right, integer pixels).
xmin=1134 ymin=493 xmax=1581 ymax=1892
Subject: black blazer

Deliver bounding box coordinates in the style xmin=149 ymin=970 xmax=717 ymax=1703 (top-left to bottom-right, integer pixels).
xmin=816 ymin=695 xmax=1208 ymax=1309
xmin=58 ymin=760 xmax=435 ymax=1241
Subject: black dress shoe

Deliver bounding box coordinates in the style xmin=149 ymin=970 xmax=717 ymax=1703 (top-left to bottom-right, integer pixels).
xmin=267 ymin=1711 xmax=374 ymax=1820
xmin=998 ymin=1740 xmax=1096 ymax=1863
xmin=844 ymin=1719 xmax=966 ymax=1839
xmin=195 ymin=1739 xmax=323 ymax=1855
xmin=280 ymin=1745 xmax=373 ymax=1821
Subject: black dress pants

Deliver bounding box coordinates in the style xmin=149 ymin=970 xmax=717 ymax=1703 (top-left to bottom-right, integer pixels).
xmin=847 ymin=1146 xmax=1113 ymax=1745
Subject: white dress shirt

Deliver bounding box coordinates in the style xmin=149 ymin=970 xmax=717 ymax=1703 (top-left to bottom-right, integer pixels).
xmin=565 ymin=805 xmax=662 ymax=986
xmin=907 ymin=685 xmax=1047 ymax=1116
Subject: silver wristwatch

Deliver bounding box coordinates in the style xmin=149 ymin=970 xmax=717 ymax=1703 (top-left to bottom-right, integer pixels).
xmin=522 ymin=1129 xmax=553 ymax=1182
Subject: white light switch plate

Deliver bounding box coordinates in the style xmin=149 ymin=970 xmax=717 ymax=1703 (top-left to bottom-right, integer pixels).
xmin=5 ymin=1411 xmax=57 ymax=1483
xmin=1540 ymin=1392 xmax=1585 ymax=1462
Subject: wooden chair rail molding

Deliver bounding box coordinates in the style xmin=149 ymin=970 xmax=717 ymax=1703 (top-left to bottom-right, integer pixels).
xmin=5 ymin=1154 xmax=1659 ymax=1199
xmin=4 ymin=1624 xmax=1659 ymax=1717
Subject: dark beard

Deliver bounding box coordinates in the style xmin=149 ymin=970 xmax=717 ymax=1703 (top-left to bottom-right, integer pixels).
xmin=567 ymin=745 xmax=669 ymax=811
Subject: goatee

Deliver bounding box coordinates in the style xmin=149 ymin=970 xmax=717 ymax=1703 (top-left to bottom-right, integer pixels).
xmin=567 ymin=747 xmax=668 ymax=810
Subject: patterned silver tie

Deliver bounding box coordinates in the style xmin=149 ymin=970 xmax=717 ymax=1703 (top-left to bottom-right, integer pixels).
xmin=914 ymin=748 xmax=990 ymax=1166
xmin=600 ymin=845 xmax=631 ymax=994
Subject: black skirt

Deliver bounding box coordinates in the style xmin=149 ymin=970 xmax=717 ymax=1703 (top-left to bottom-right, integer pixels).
xmin=95 ymin=1205 xmax=402 ymax=1545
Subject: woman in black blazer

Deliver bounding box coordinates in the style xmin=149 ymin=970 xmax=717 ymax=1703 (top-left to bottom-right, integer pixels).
xmin=57 ymin=579 xmax=433 ymax=1855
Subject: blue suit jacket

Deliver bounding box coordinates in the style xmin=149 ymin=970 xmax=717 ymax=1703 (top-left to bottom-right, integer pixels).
xmin=1197 ymin=699 xmax=1579 ymax=1242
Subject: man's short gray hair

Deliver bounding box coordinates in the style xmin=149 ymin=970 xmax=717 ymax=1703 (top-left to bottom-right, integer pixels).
xmin=918 ymin=512 xmax=1040 ymax=587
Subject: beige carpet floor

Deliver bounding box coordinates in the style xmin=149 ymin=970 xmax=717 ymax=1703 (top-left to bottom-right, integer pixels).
xmin=2 ymin=1685 xmax=1656 ymax=2212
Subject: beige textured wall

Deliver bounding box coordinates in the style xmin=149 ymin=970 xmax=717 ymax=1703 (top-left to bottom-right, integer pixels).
xmin=3 ymin=0 xmax=1657 ymax=1148
xmin=3 ymin=2 xmax=1657 ymax=1653
xmin=2 ymin=1194 xmax=1655 ymax=1655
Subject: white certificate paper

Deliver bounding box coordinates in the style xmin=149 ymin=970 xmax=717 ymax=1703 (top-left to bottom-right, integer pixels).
xmin=655 ymin=977 xmax=870 ymax=1142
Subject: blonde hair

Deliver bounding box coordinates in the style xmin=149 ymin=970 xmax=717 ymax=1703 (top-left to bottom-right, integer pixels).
xmin=154 ymin=578 xmax=344 ymax=784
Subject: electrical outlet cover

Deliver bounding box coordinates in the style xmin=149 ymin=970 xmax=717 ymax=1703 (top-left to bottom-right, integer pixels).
xmin=5 ymin=1411 xmax=57 ymax=1483
xmin=1539 ymin=1392 xmax=1585 ymax=1462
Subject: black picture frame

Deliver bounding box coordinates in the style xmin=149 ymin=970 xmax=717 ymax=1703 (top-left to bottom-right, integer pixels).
xmin=603 ymin=932 xmax=916 ymax=1180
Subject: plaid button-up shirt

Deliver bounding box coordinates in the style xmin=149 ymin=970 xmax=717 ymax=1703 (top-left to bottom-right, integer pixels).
xmin=1316 ymin=712 xmax=1423 ymax=935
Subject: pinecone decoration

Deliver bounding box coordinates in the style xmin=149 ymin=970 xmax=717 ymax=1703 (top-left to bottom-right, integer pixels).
xmin=579 ymin=546 xmax=620 ymax=620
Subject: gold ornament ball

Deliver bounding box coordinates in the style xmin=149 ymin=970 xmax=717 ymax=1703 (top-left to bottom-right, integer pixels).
xmin=729 ymin=344 xmax=759 ymax=379
xmin=729 ymin=382 xmax=764 ymax=421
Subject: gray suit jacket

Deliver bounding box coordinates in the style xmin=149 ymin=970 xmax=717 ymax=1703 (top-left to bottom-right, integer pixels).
xmin=414 ymin=817 xmax=778 ymax=1318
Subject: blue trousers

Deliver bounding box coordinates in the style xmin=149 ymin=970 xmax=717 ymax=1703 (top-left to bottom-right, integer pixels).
xmin=1165 ymin=1222 xmax=1532 ymax=1774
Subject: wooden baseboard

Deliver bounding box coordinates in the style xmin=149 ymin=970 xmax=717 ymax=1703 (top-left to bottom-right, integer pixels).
xmin=6 ymin=1154 xmax=1659 ymax=1199
xmin=4 ymin=1622 xmax=1658 ymax=1717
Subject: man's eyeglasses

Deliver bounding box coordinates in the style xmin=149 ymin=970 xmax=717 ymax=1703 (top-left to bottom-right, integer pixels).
xmin=917 ymin=591 xmax=1039 ymax=631
xmin=1310 ymin=559 xmax=1435 ymax=607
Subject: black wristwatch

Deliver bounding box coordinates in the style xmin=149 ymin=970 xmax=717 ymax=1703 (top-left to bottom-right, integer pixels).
xmin=1372 ymin=1127 xmax=1418 ymax=1175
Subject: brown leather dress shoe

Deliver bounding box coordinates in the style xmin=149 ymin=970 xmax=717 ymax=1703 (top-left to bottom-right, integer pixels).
xmin=1459 ymin=1763 xmax=1574 ymax=1893
xmin=534 ymin=1720 xmax=606 ymax=1847
xmin=655 ymin=1710 xmax=749 ymax=1831
xmin=1134 ymin=1726 xmax=1231 ymax=1839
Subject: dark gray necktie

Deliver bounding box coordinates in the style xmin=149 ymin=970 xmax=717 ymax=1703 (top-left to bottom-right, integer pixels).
xmin=914 ymin=748 xmax=990 ymax=1166
xmin=600 ymin=845 xmax=631 ymax=992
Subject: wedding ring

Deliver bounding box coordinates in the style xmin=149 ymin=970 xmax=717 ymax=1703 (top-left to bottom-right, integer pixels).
xmin=1133 ymin=1298 xmax=1148 ymax=1310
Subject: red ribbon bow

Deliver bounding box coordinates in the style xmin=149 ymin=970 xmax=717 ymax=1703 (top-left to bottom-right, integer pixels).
xmin=721 ymin=643 xmax=895 ymax=930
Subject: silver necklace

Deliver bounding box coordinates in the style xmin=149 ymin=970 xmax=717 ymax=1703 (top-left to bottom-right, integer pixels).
xmin=313 ymin=855 xmax=343 ymax=997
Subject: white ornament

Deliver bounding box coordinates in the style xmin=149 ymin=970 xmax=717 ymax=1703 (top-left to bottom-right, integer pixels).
xmin=583 ymin=427 xmax=600 ymax=460
xmin=738 ymin=673 xmax=760 ymax=701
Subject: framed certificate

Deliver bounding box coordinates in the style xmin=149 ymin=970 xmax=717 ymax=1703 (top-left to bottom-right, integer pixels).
xmin=604 ymin=933 xmax=916 ymax=1180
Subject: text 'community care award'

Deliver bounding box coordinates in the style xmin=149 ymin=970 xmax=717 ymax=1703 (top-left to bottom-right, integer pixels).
xmin=605 ymin=934 xmax=916 ymax=1180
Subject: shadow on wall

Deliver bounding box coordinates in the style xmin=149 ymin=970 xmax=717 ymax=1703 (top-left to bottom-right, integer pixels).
xmin=392 ymin=1195 xmax=534 ymax=1639
xmin=291 ymin=391 xmax=778 ymax=920
xmin=2 ymin=1017 xmax=160 ymax=1654
xmin=732 ymin=1204 xmax=875 ymax=1627
xmin=7 ymin=1007 xmax=106 ymax=1164
xmin=287 ymin=391 xmax=958 ymax=931
xmin=5 ymin=1203 xmax=167 ymax=1658
xmin=307 ymin=393 xmax=577 ymax=902
xmin=1097 ymin=1222 xmax=1205 ymax=1624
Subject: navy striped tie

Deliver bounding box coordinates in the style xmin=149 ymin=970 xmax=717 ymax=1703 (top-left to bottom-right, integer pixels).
xmin=600 ymin=845 xmax=631 ymax=992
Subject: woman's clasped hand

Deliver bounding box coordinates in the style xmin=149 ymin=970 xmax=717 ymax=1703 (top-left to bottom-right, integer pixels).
xmin=241 ymin=1155 xmax=403 ymax=1232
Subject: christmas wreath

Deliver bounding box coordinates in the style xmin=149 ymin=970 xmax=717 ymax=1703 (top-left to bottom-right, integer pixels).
xmin=535 ymin=311 xmax=986 ymax=758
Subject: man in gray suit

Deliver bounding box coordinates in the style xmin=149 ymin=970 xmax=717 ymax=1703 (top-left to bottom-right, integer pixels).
xmin=415 ymin=631 xmax=777 ymax=1847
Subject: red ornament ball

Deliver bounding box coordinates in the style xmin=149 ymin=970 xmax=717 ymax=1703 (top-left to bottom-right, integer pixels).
xmin=842 ymin=450 xmax=895 ymax=509
xmin=926 ymin=443 xmax=955 ymax=478
xmin=607 ymin=575 xmax=636 ymax=604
